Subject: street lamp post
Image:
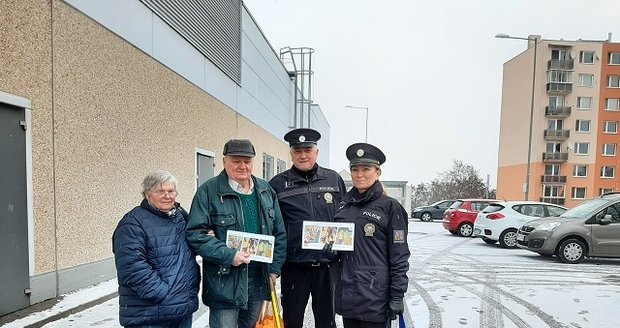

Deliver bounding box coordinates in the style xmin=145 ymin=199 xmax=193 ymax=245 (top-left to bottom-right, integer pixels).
xmin=344 ymin=105 xmax=369 ymax=142
xmin=495 ymin=33 xmax=539 ymax=201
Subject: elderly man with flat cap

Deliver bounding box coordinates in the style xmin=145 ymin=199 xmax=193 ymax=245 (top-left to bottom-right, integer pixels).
xmin=186 ymin=139 xmax=287 ymax=328
xmin=269 ymin=128 xmax=347 ymax=328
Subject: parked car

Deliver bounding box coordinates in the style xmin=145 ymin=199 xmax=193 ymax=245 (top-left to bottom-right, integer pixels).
xmin=516 ymin=193 xmax=620 ymax=264
xmin=442 ymin=199 xmax=499 ymax=237
xmin=411 ymin=199 xmax=456 ymax=222
xmin=473 ymin=201 xmax=567 ymax=248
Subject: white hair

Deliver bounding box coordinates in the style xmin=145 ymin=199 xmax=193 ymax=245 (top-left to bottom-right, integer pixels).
xmin=141 ymin=170 xmax=178 ymax=197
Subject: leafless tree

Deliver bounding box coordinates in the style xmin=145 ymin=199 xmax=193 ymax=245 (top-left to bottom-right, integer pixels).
xmin=411 ymin=160 xmax=496 ymax=208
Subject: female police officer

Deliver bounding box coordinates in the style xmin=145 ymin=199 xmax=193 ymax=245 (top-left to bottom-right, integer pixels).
xmin=333 ymin=142 xmax=410 ymax=327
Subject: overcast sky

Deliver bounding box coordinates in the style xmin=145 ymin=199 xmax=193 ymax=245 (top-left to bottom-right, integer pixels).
xmin=243 ymin=0 xmax=619 ymax=188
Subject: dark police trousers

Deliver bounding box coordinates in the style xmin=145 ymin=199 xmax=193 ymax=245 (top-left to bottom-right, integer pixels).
xmin=281 ymin=262 xmax=336 ymax=328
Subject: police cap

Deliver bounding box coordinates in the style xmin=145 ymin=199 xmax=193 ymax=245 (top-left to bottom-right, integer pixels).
xmin=283 ymin=128 xmax=321 ymax=148
xmin=346 ymin=142 xmax=386 ymax=166
xmin=223 ymin=139 xmax=256 ymax=157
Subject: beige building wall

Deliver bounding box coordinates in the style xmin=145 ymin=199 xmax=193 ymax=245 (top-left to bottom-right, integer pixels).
xmin=496 ymin=44 xmax=535 ymax=198
xmin=1 ymin=0 xmax=290 ymax=287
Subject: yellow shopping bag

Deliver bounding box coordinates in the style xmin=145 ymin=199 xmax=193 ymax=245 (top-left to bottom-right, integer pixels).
xmin=256 ymin=277 xmax=283 ymax=328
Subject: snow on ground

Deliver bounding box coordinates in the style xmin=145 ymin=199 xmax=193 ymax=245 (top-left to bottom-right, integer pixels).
xmin=2 ymin=279 xmax=118 ymax=328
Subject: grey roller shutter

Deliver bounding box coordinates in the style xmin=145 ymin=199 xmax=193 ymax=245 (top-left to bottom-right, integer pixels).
xmin=140 ymin=0 xmax=241 ymax=83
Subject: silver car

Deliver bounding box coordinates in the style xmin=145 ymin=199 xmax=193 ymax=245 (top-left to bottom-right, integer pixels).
xmin=411 ymin=199 xmax=456 ymax=222
xmin=516 ymin=193 xmax=620 ymax=264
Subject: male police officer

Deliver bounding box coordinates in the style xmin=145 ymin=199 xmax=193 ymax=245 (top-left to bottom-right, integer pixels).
xmin=269 ymin=128 xmax=347 ymax=328
xmin=187 ymin=139 xmax=286 ymax=328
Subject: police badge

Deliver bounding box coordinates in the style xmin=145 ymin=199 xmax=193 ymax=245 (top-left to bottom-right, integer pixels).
xmin=364 ymin=223 xmax=375 ymax=237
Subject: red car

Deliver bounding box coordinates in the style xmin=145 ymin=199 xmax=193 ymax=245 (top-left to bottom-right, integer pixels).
xmin=442 ymin=199 xmax=499 ymax=237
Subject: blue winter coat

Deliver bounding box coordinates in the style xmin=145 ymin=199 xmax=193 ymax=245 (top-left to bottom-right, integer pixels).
xmin=112 ymin=200 xmax=200 ymax=327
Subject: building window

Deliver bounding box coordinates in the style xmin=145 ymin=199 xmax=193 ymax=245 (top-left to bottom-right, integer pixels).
xmin=579 ymin=74 xmax=594 ymax=87
xmin=601 ymin=166 xmax=615 ymax=178
xmin=276 ymin=159 xmax=287 ymax=174
xmin=604 ymin=121 xmax=618 ymax=134
xmin=608 ymin=76 xmax=620 ymax=88
xmin=609 ymin=52 xmax=620 ymax=65
xmin=573 ymin=165 xmax=588 ymax=177
xmin=543 ymin=185 xmax=565 ymax=198
xmin=552 ymin=49 xmax=568 ymax=60
xmin=606 ymin=98 xmax=620 ymax=111
xmin=580 ymin=51 xmax=595 ymax=64
xmin=571 ymin=187 xmax=586 ymax=199
xmin=547 ymin=70 xmax=572 ymax=83
xmin=546 ymin=142 xmax=562 ymax=153
xmin=547 ymin=119 xmax=563 ymax=130
xmin=577 ymin=97 xmax=592 ymax=109
xmin=545 ymin=164 xmax=560 ymax=176
xmin=602 ymin=144 xmax=616 ymax=156
xmin=600 ymin=188 xmax=614 ymax=196
xmin=262 ymin=153 xmax=274 ymax=180
xmin=575 ymin=120 xmax=591 ymax=132
xmin=574 ymin=142 xmax=589 ymax=155
xmin=549 ymin=95 xmax=566 ymax=107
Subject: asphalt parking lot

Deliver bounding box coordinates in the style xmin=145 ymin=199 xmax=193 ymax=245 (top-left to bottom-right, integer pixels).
xmin=407 ymin=221 xmax=620 ymax=328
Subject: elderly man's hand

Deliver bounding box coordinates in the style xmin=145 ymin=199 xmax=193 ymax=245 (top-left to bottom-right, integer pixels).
xmin=231 ymin=251 xmax=251 ymax=266
xmin=269 ymin=273 xmax=279 ymax=288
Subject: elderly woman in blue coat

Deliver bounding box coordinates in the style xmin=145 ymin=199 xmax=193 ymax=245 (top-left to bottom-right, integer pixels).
xmin=113 ymin=170 xmax=200 ymax=328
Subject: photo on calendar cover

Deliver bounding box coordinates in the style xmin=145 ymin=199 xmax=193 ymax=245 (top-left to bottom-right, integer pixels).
xmin=226 ymin=230 xmax=275 ymax=263
xmin=301 ymin=221 xmax=355 ymax=251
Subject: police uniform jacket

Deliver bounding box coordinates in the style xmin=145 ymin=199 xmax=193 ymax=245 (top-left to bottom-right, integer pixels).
xmin=333 ymin=181 xmax=410 ymax=322
xmin=269 ymin=165 xmax=347 ymax=263
xmin=186 ymin=170 xmax=287 ymax=309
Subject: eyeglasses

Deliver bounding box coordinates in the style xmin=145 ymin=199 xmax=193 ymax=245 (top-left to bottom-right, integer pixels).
xmin=150 ymin=189 xmax=178 ymax=197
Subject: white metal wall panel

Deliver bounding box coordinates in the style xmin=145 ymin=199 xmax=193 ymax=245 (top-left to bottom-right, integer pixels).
xmin=64 ymin=0 xmax=154 ymax=54
xmin=152 ymin=13 xmax=205 ymax=89
xmin=204 ymin=58 xmax=238 ymax=109
xmin=240 ymin=8 xmax=294 ymax=135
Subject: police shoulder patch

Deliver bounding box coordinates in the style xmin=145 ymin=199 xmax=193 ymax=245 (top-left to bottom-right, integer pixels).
xmin=393 ymin=230 xmax=405 ymax=243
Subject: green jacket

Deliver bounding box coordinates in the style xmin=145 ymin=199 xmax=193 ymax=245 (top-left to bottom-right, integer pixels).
xmin=186 ymin=170 xmax=287 ymax=309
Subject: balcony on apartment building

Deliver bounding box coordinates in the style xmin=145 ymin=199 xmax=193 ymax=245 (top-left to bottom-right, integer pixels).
xmin=544 ymin=129 xmax=570 ymax=141
xmin=540 ymin=175 xmax=567 ymax=184
xmin=545 ymin=105 xmax=571 ymax=118
xmin=548 ymin=59 xmax=574 ymax=70
xmin=543 ymin=152 xmax=569 ymax=162
xmin=539 ymin=197 xmax=566 ymax=206
xmin=546 ymin=82 xmax=573 ymax=94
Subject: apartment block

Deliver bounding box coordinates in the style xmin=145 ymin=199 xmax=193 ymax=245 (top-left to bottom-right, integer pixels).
xmin=497 ymin=34 xmax=620 ymax=208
